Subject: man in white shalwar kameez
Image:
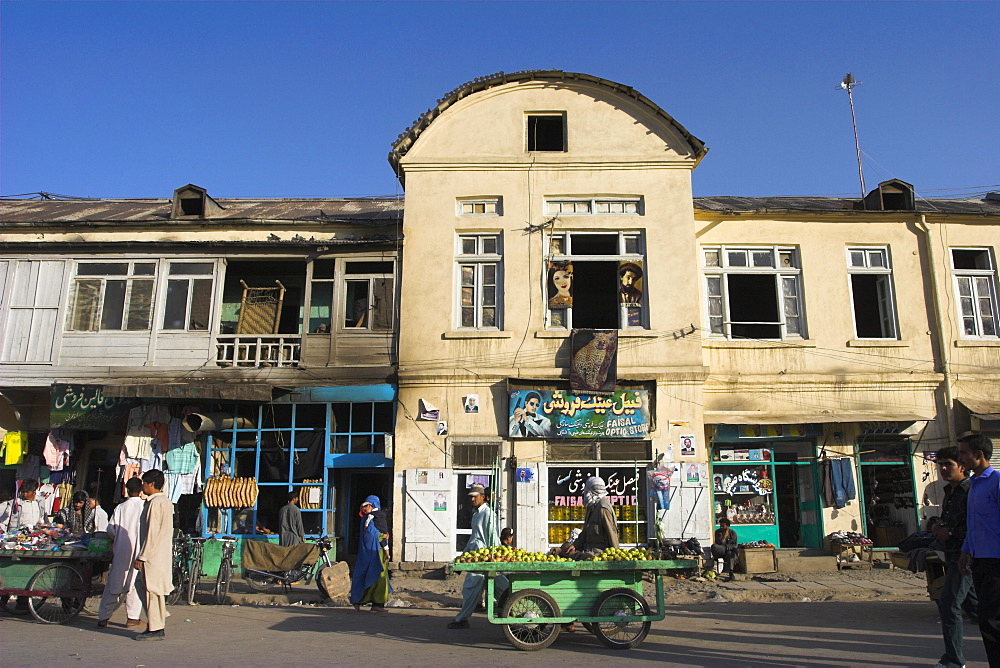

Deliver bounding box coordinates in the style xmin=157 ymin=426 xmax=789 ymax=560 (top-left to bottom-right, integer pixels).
xmin=97 ymin=478 xmax=145 ymax=628
xmin=134 ymin=469 xmax=173 ymax=641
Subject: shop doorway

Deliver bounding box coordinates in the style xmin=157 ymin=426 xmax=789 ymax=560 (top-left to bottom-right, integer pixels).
xmin=773 ymin=462 xmax=821 ymax=548
xmin=454 ymin=470 xmax=494 ymax=553
xmin=340 ymin=469 xmax=394 ymax=559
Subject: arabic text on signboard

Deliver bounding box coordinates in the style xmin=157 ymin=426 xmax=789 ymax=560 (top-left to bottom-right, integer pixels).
xmin=508 ymin=390 xmax=650 ymax=439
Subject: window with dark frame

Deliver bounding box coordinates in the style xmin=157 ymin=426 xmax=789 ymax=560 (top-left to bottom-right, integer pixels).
xmin=527 ymin=114 xmax=566 ymax=152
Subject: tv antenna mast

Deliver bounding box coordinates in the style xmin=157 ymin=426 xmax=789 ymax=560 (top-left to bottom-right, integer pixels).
xmin=839 ymin=73 xmax=867 ymax=201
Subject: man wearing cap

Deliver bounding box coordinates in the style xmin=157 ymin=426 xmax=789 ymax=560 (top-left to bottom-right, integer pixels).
xmin=448 ymin=484 xmax=508 ymax=629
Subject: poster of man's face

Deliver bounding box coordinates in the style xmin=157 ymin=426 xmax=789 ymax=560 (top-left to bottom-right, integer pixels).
xmin=619 ymin=261 xmax=643 ymax=306
xmin=436 ymin=421 xmax=448 ymax=435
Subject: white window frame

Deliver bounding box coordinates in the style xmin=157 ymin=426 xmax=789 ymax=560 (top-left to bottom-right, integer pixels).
xmin=341 ymin=259 xmax=395 ymax=332
xmin=951 ymin=247 xmax=998 ymax=339
xmin=544 ymin=197 xmax=641 ymax=216
xmin=702 ymin=245 xmax=805 ymax=340
xmin=67 ymin=260 xmax=157 ymax=332
xmin=160 ymin=261 xmax=216 ymax=332
xmin=545 ymin=230 xmax=645 ymax=330
xmin=846 ymin=247 xmax=898 ymax=340
xmin=457 ymin=197 xmax=501 ymax=217
xmin=456 ymin=233 xmax=502 ymax=330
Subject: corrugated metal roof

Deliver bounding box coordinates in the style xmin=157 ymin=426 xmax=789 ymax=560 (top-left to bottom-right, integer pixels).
xmin=0 ymin=197 xmax=404 ymax=224
xmin=694 ymin=196 xmax=1000 ymax=215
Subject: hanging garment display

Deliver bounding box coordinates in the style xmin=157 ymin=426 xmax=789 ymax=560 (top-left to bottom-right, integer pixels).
xmin=42 ymin=432 xmax=72 ymax=471
xmin=165 ymin=441 xmax=199 ymax=475
xmin=123 ymin=406 xmax=152 ymax=460
xmin=2 ymin=430 xmax=27 ymax=465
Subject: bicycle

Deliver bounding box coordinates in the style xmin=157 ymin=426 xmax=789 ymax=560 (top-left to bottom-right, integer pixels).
xmin=213 ymin=536 xmax=237 ymax=604
xmin=167 ymin=535 xmax=208 ymax=606
xmin=243 ymin=536 xmax=334 ymax=594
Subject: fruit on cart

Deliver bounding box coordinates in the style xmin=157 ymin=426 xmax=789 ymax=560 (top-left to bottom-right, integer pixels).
xmin=453 ymin=545 xmax=656 ymax=564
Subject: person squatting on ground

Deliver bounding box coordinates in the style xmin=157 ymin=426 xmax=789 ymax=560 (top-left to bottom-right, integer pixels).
xmin=957 ymin=433 xmax=1000 ymax=668
xmin=711 ymin=518 xmax=739 ymax=580
xmin=350 ymin=495 xmax=392 ymax=613
xmin=931 ymin=445 xmax=978 ymax=668
xmin=448 ymin=484 xmax=508 ymax=629
xmin=98 ymin=477 xmax=145 ymax=629
xmin=133 ymin=469 xmax=173 ymax=641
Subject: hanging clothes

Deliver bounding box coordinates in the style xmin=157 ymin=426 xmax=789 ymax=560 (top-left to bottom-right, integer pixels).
xmin=43 ymin=432 xmax=72 ymax=471
xmin=123 ymin=406 xmax=152 ymax=460
xmin=838 ymin=457 xmax=857 ymax=501
xmin=165 ymin=441 xmax=199 ymax=475
xmin=16 ymin=455 xmax=40 ymax=482
xmin=821 ymin=458 xmax=835 ymax=508
xmin=3 ymin=431 xmax=27 ymax=465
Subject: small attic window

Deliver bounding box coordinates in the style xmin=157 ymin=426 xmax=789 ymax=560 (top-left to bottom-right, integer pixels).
xmin=180 ymin=195 xmax=204 ymax=216
xmin=527 ymin=113 xmax=566 ymax=152
xmin=864 ymin=179 xmax=915 ymax=211
xmin=171 ymin=184 xmax=223 ymax=219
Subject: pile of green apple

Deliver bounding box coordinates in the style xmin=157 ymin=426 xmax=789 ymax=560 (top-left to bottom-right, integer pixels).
xmin=454 ymin=547 xmax=569 ymax=563
xmin=593 ymin=547 xmax=654 ymax=561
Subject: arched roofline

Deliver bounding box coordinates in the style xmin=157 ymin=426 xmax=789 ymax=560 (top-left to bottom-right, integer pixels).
xmin=387 ymin=69 xmax=708 ymax=182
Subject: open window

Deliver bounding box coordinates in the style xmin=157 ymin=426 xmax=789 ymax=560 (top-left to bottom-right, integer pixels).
xmin=343 ymin=261 xmax=394 ymax=331
xmin=162 ymin=262 xmax=215 ymax=331
xmin=952 ymin=248 xmax=998 ymax=338
xmin=545 ymin=231 xmax=645 ymax=330
xmin=847 ymin=248 xmax=898 ymax=339
xmin=527 ymin=113 xmax=566 ymax=152
xmin=703 ymin=246 xmax=804 ymax=340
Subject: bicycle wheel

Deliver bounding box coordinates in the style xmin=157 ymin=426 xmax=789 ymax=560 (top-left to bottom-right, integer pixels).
xmin=167 ymin=559 xmax=187 ymax=606
xmin=591 ymin=587 xmax=650 ymax=650
xmin=213 ymin=558 xmax=231 ymax=604
xmin=26 ymin=563 xmax=87 ymax=624
xmin=186 ymin=549 xmax=204 ymax=605
xmin=244 ymin=570 xmax=278 ymax=593
xmin=501 ymin=588 xmax=561 ymax=651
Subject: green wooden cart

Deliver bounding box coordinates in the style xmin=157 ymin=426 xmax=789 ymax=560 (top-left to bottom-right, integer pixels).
xmin=452 ymin=559 xmax=694 ymax=651
xmin=0 ymin=548 xmax=110 ymax=624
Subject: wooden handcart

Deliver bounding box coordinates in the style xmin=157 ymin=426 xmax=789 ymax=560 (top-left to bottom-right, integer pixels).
xmin=0 ymin=548 xmax=110 ymax=624
xmin=452 ymin=559 xmax=692 ymax=651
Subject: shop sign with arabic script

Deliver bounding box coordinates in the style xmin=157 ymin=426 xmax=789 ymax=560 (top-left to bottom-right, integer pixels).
xmin=50 ymin=384 xmax=138 ymax=429
xmin=508 ymin=389 xmax=650 ymax=439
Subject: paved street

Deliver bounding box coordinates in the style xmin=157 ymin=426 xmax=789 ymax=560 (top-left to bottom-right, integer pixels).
xmin=0 ymin=599 xmax=990 ymax=667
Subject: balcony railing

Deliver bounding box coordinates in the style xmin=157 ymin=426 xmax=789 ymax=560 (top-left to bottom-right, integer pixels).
xmin=215 ymin=335 xmax=301 ymax=368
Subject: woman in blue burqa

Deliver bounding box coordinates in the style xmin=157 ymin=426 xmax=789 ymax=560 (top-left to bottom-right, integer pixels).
xmin=350 ymin=495 xmax=391 ymax=613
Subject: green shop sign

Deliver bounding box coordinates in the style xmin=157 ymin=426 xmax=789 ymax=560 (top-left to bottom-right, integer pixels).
xmin=50 ymin=384 xmax=138 ymax=429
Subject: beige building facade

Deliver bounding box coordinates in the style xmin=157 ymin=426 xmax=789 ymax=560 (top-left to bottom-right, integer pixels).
xmin=388 ymin=70 xmax=1000 ymax=562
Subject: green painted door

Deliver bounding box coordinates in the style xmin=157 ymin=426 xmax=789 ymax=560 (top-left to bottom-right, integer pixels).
xmin=798 ymin=462 xmax=822 ymax=547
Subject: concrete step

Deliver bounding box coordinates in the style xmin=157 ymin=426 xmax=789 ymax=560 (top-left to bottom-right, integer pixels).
xmin=775 ymin=548 xmax=839 ymax=573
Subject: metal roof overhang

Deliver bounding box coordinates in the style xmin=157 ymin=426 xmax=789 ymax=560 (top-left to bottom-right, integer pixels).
xmin=101 ymin=383 xmax=294 ymax=403
xmin=957 ymin=398 xmax=1000 ymax=421
xmin=705 ymin=410 xmax=936 ymax=425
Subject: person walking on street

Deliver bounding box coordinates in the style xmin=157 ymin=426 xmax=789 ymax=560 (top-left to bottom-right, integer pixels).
xmin=278 ymin=491 xmax=305 ymax=547
xmin=958 ymin=433 xmax=1000 ymax=667
xmin=448 ymin=484 xmax=507 ymax=629
xmin=932 ymin=445 xmax=978 ymax=668
xmin=350 ymin=495 xmax=391 ymax=613
xmin=97 ymin=477 xmax=145 ymax=629
xmin=133 ymin=469 xmax=173 ymax=641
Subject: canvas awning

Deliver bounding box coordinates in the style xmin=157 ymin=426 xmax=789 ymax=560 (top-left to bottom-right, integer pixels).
xmin=957 ymin=398 xmax=1000 ymax=421
xmin=101 ymin=383 xmax=292 ymax=402
xmin=704 ymin=410 xmax=935 ymax=425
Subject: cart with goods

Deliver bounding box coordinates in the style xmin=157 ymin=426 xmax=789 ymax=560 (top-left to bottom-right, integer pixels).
xmin=452 ymin=546 xmax=692 ymax=651
xmin=0 ymin=547 xmax=111 ymax=624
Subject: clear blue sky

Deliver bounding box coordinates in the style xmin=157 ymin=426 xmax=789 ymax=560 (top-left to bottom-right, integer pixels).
xmin=2 ymin=1 xmax=997 ymax=200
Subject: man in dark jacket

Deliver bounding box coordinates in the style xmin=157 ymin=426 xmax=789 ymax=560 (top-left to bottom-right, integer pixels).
xmin=278 ymin=492 xmax=305 ymax=547
xmin=932 ymin=445 xmax=978 ymax=668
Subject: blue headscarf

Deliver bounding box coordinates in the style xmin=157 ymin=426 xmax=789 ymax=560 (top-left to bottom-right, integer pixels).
xmin=364 ymin=495 xmax=381 ymax=510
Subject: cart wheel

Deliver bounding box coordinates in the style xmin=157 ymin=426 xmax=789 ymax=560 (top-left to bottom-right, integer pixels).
xmin=213 ymin=559 xmax=232 ymax=605
xmin=26 ymin=563 xmax=87 ymax=624
xmin=591 ymin=587 xmax=650 ymax=650
xmin=1 ymin=594 xmax=31 ymax=616
xmin=501 ymin=588 xmax=561 ymax=651
xmin=244 ymin=571 xmax=278 ymax=593
xmin=186 ymin=550 xmax=204 ymax=605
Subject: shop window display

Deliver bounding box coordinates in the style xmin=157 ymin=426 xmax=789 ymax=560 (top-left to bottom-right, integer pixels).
xmin=547 ymin=465 xmax=647 ymax=546
xmin=711 ymin=464 xmax=776 ymax=526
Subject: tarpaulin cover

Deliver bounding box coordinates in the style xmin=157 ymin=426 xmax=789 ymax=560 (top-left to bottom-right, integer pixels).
xmin=241 ymin=540 xmax=318 ymax=571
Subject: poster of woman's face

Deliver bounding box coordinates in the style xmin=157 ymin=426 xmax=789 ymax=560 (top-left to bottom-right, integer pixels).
xmin=547 ymin=261 xmax=574 ymax=308
xmin=464 ymin=394 xmax=479 ymax=413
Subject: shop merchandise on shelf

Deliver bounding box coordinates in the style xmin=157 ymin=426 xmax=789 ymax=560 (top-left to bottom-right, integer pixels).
xmin=826 ymin=530 xmax=873 ymax=545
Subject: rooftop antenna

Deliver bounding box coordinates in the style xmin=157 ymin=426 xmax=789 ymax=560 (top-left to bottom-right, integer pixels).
xmin=839 ymin=73 xmax=867 ymax=202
